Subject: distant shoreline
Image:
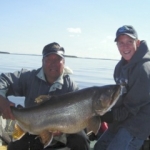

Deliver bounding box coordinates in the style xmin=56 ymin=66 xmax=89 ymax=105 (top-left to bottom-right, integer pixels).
xmin=0 ymin=51 xmax=118 ymax=61
xmin=0 ymin=51 xmax=9 ymax=54
xmin=0 ymin=51 xmax=77 ymax=58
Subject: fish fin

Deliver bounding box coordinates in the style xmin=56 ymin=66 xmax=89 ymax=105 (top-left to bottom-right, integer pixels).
xmin=35 ymin=95 xmax=51 ymax=104
xmin=86 ymin=116 xmax=101 ymax=135
xmin=39 ymin=131 xmax=53 ymax=148
xmin=12 ymin=123 xmax=26 ymax=141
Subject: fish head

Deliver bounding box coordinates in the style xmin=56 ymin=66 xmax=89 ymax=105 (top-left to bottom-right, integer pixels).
xmin=93 ymin=84 xmax=121 ymax=116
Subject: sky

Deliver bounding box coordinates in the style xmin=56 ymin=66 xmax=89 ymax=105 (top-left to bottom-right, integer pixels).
xmin=0 ymin=0 xmax=150 ymax=59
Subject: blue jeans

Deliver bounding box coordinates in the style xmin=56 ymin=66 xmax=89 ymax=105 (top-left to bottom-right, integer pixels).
xmin=94 ymin=128 xmax=144 ymax=150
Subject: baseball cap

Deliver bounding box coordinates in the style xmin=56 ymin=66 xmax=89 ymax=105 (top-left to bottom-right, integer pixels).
xmin=42 ymin=43 xmax=65 ymax=58
xmin=114 ymin=25 xmax=138 ymax=42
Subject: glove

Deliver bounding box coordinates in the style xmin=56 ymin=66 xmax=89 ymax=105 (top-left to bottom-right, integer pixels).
xmin=101 ymin=111 xmax=113 ymax=123
xmin=88 ymin=132 xmax=97 ymax=141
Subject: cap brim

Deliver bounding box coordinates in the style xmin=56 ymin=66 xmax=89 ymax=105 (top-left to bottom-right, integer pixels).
xmin=43 ymin=52 xmax=64 ymax=58
xmin=114 ymin=33 xmax=136 ymax=42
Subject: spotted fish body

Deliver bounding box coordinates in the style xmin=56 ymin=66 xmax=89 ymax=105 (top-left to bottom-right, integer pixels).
xmin=11 ymin=84 xmax=121 ymax=146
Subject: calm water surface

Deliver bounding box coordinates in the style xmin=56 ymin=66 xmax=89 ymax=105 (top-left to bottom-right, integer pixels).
xmin=0 ymin=54 xmax=119 ymax=105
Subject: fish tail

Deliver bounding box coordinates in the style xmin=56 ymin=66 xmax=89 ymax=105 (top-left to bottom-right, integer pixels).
xmin=12 ymin=123 xmax=26 ymax=141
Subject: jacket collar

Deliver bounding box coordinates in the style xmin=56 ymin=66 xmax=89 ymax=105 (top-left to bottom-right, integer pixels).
xmin=36 ymin=66 xmax=73 ymax=92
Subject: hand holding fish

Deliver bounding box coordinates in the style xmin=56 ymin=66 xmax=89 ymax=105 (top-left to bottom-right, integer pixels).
xmin=0 ymin=95 xmax=15 ymax=120
xmin=100 ymin=111 xmax=113 ymax=123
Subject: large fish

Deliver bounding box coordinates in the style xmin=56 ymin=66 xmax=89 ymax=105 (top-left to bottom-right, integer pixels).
xmin=11 ymin=84 xmax=121 ymax=147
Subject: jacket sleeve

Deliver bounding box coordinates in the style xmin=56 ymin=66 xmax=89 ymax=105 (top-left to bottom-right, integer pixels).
xmin=0 ymin=69 xmax=30 ymax=97
xmin=112 ymin=106 xmax=129 ymax=121
xmin=68 ymin=76 xmax=79 ymax=92
xmin=101 ymin=106 xmax=129 ymax=122
xmin=64 ymin=74 xmax=79 ymax=92
xmin=123 ymin=64 xmax=150 ymax=115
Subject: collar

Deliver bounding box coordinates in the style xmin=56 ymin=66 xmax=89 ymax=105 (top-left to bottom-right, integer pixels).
xmin=36 ymin=66 xmax=72 ymax=92
xmin=36 ymin=68 xmax=63 ymax=92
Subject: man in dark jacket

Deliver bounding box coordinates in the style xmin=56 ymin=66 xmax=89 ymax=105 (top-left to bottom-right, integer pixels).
xmin=0 ymin=42 xmax=90 ymax=150
xmin=94 ymin=25 xmax=150 ymax=150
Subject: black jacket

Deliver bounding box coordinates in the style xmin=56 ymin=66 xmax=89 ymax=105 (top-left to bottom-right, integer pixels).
xmin=110 ymin=40 xmax=150 ymax=139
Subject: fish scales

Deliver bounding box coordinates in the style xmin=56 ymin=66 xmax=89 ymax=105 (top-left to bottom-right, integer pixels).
xmin=10 ymin=85 xmax=121 ymax=147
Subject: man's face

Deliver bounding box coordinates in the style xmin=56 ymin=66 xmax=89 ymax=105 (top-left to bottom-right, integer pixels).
xmin=116 ymin=35 xmax=140 ymax=62
xmin=42 ymin=54 xmax=64 ymax=83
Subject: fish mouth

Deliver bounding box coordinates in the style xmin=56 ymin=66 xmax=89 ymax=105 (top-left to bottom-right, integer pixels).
xmin=96 ymin=85 xmax=121 ymax=116
xmin=107 ymin=85 xmax=121 ymax=111
xmin=111 ymin=85 xmax=121 ymax=105
xmin=95 ymin=85 xmax=121 ymax=116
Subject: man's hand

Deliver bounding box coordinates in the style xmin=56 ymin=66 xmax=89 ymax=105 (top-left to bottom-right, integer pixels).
xmin=101 ymin=111 xmax=113 ymax=123
xmin=0 ymin=95 xmax=15 ymax=120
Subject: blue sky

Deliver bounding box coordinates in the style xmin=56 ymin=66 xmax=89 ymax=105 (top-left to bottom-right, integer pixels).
xmin=0 ymin=0 xmax=150 ymax=59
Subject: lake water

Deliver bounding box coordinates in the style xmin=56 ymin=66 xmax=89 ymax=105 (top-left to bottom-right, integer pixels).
xmin=0 ymin=53 xmax=119 ymax=106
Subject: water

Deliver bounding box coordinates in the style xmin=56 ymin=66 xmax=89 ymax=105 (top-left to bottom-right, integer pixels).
xmin=0 ymin=53 xmax=118 ymax=106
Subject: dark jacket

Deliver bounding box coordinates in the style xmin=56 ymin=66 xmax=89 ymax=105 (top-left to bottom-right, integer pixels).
xmin=110 ymin=40 xmax=150 ymax=139
xmin=0 ymin=67 xmax=78 ymax=107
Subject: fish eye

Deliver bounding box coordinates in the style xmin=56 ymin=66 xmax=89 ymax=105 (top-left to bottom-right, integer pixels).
xmin=108 ymin=89 xmax=112 ymax=93
xmin=97 ymin=99 xmax=101 ymax=104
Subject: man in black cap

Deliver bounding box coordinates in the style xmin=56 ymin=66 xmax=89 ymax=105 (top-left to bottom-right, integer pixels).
xmin=0 ymin=42 xmax=90 ymax=150
xmin=94 ymin=25 xmax=150 ymax=150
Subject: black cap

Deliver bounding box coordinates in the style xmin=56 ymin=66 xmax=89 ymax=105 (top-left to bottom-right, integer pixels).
xmin=42 ymin=42 xmax=65 ymax=58
xmin=114 ymin=25 xmax=138 ymax=42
